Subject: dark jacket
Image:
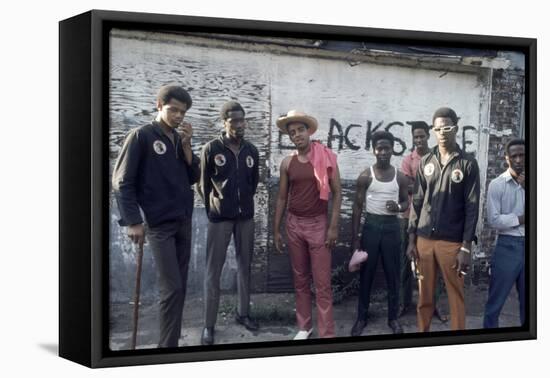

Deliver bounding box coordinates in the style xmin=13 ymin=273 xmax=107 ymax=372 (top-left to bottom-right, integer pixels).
xmin=199 ymin=133 xmax=259 ymax=222
xmin=112 ymin=121 xmax=200 ymax=227
xmin=408 ymin=145 xmax=480 ymax=243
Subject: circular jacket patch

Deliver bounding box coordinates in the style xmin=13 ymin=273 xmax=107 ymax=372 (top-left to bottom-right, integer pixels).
xmin=246 ymin=155 xmax=254 ymax=168
xmin=424 ymin=163 xmax=435 ymax=177
xmin=214 ymin=153 xmax=227 ymax=167
xmin=451 ymin=169 xmax=464 ymax=183
xmin=153 ymin=140 xmax=167 ymax=155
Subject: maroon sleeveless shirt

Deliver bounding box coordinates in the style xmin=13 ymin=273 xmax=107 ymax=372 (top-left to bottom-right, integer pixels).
xmin=288 ymin=155 xmax=328 ymax=217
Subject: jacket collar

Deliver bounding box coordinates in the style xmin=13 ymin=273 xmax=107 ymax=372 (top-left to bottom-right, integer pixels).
xmin=430 ymin=144 xmax=463 ymax=162
xmin=503 ymin=169 xmax=513 ymax=181
xmin=152 ymin=120 xmax=181 ymax=144
xmin=218 ymin=131 xmax=249 ymax=149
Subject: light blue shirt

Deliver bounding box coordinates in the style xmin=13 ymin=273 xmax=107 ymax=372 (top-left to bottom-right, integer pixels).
xmin=486 ymin=169 xmax=525 ymax=237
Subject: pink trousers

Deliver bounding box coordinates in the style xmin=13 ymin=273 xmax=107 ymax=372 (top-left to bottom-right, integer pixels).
xmin=286 ymin=212 xmax=335 ymax=338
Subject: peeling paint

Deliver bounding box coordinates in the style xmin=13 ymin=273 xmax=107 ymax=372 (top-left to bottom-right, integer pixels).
xmin=488 ymin=125 xmax=514 ymax=136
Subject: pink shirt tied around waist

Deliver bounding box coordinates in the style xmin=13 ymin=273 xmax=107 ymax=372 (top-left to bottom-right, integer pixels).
xmin=293 ymin=141 xmax=337 ymax=201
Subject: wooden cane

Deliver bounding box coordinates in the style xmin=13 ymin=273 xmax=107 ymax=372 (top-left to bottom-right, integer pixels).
xmin=130 ymin=242 xmax=144 ymax=350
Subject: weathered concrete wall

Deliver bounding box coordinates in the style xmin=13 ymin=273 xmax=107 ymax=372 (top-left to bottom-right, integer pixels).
xmin=265 ymin=48 xmax=493 ymax=290
xmin=109 ymin=31 xmax=273 ymax=302
xmin=108 ymin=29 xmax=521 ymax=302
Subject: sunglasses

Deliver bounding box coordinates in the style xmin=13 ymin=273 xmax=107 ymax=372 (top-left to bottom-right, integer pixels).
xmin=433 ymin=125 xmax=457 ymax=133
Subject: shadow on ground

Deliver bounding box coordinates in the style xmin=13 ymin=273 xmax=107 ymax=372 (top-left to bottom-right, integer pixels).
xmin=110 ymin=282 xmax=521 ymax=350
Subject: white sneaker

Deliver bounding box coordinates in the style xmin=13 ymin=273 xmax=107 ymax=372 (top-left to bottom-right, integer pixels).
xmin=293 ymin=329 xmax=313 ymax=340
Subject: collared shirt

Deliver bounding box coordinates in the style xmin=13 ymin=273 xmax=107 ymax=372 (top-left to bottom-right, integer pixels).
xmin=486 ymin=169 xmax=525 ymax=237
xmin=400 ymin=149 xmax=422 ymax=218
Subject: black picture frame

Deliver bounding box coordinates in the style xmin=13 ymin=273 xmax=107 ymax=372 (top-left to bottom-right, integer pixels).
xmin=59 ymin=9 xmax=536 ymax=368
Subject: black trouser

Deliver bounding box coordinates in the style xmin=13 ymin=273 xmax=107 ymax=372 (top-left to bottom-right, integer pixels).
xmin=357 ymin=213 xmax=401 ymax=321
xmin=147 ymin=217 xmax=192 ymax=348
xmin=204 ymin=218 xmax=255 ymax=328
xmin=399 ymin=218 xmax=413 ymax=308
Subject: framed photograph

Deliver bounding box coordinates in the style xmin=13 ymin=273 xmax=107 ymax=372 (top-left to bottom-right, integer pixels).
xmin=59 ymin=9 xmax=536 ymax=368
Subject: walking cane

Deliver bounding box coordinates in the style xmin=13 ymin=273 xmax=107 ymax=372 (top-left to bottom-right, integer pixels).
xmin=130 ymin=241 xmax=144 ymax=350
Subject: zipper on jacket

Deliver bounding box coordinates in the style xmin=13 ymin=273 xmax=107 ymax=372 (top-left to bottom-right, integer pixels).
xmin=158 ymin=125 xmax=179 ymax=160
xmin=430 ymin=152 xmax=458 ymax=236
xmin=225 ymin=142 xmax=244 ymax=215
xmin=236 ymin=149 xmax=241 ymax=214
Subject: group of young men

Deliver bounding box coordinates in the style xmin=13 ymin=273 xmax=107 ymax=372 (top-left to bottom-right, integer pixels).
xmin=112 ymin=85 xmax=526 ymax=348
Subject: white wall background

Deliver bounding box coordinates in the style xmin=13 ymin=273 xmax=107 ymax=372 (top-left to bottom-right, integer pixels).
xmin=0 ymin=0 xmax=547 ymax=377
xmin=269 ymin=54 xmax=488 ymax=178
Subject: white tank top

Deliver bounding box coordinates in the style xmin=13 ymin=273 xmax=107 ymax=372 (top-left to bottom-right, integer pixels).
xmin=366 ymin=166 xmax=399 ymax=215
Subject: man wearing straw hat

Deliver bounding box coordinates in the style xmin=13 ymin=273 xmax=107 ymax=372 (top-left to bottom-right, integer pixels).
xmin=112 ymin=85 xmax=200 ymax=348
xmin=273 ymin=110 xmax=342 ymax=340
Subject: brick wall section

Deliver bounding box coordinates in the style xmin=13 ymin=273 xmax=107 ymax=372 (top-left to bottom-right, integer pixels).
xmin=474 ymin=68 xmax=524 ymax=284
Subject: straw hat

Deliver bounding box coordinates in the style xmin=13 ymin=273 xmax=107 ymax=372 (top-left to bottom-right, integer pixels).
xmin=276 ymin=110 xmax=318 ymax=135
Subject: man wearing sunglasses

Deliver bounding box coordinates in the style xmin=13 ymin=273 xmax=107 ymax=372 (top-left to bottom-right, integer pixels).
xmin=406 ymin=107 xmax=480 ymax=331
xmin=399 ymin=123 xmax=448 ymax=323
xmin=198 ymin=101 xmax=260 ymax=345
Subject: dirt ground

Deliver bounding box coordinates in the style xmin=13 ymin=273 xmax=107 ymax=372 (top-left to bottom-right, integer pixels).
xmin=109 ymin=282 xmax=522 ymax=350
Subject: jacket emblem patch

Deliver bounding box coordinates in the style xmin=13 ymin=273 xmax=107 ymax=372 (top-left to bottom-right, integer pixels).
xmin=424 ymin=163 xmax=435 ymax=177
xmin=246 ymin=155 xmax=254 ymax=168
xmin=153 ymin=140 xmax=167 ymax=155
xmin=451 ymin=169 xmax=464 ymax=183
xmin=214 ymin=153 xmax=227 ymax=167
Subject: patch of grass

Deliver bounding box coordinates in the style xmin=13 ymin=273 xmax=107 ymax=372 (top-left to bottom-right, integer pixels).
xmin=218 ymin=299 xmax=235 ymax=320
xmin=331 ymin=264 xmax=359 ymax=304
xmin=250 ymin=303 xmax=295 ymax=324
xmin=218 ymin=299 xmax=295 ymax=324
